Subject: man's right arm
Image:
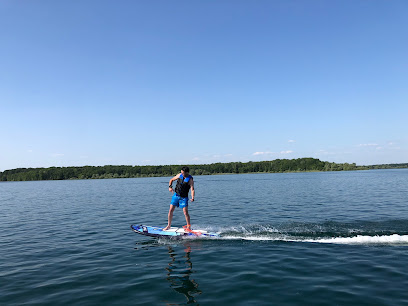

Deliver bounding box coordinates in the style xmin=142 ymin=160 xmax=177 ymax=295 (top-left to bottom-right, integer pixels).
xmin=169 ymin=174 xmax=180 ymax=191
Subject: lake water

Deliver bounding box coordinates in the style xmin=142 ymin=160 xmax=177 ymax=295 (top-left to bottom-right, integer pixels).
xmin=1 ymin=169 xmax=408 ymax=305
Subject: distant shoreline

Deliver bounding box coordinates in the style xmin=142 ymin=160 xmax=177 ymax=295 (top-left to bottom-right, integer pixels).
xmin=1 ymin=158 xmax=407 ymax=182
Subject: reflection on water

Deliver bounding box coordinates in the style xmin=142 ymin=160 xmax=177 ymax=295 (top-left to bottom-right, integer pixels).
xmin=134 ymin=240 xmax=202 ymax=304
xmin=166 ymin=244 xmax=202 ymax=304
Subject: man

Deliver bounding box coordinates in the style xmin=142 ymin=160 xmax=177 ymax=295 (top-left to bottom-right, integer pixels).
xmin=164 ymin=166 xmax=195 ymax=230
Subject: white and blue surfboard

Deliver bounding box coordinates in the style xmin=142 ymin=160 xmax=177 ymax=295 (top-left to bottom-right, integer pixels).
xmin=131 ymin=224 xmax=220 ymax=238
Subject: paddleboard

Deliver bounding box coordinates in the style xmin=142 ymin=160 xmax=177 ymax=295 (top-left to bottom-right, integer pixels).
xmin=131 ymin=224 xmax=220 ymax=238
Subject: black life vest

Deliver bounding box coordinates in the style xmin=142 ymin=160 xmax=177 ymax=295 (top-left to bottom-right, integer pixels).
xmin=175 ymin=174 xmax=192 ymax=198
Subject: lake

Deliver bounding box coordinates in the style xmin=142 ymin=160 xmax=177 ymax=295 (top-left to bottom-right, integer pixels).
xmin=1 ymin=169 xmax=408 ymax=305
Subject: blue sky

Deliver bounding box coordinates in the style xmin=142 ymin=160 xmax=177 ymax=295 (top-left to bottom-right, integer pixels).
xmin=1 ymin=0 xmax=407 ymax=171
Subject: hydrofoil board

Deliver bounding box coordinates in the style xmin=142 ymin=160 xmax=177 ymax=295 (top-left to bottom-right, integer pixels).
xmin=131 ymin=224 xmax=220 ymax=238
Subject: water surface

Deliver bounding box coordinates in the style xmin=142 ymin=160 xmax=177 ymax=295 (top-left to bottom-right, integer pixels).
xmin=1 ymin=169 xmax=408 ymax=305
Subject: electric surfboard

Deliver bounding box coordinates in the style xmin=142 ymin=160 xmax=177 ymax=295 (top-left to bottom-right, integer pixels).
xmin=131 ymin=224 xmax=220 ymax=238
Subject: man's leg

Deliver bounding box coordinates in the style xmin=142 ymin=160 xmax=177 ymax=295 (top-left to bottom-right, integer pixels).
xmin=183 ymin=206 xmax=191 ymax=228
xmin=164 ymin=205 xmax=176 ymax=230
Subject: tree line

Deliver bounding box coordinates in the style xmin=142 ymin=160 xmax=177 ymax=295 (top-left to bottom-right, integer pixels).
xmin=0 ymin=158 xmax=405 ymax=182
xmin=365 ymin=163 xmax=408 ymax=169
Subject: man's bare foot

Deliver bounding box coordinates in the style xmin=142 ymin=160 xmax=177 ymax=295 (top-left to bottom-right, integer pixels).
xmin=163 ymin=225 xmax=171 ymax=231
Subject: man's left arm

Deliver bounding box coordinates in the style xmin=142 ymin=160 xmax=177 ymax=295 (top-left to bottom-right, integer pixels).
xmin=190 ymin=178 xmax=195 ymax=202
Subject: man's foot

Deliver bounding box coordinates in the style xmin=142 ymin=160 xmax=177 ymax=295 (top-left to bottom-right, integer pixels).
xmin=183 ymin=225 xmax=201 ymax=236
xmin=163 ymin=225 xmax=171 ymax=231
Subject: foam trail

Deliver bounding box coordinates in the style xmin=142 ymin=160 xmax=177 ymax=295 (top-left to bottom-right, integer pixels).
xmin=220 ymin=234 xmax=408 ymax=245
xmin=308 ymin=234 xmax=408 ymax=245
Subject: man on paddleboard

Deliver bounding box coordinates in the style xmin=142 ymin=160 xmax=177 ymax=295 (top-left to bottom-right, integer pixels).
xmin=164 ymin=166 xmax=195 ymax=230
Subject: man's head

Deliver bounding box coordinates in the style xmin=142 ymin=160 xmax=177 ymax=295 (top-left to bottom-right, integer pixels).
xmin=181 ymin=166 xmax=190 ymax=176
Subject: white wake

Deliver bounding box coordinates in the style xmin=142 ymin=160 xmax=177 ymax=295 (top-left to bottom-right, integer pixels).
xmin=305 ymin=234 xmax=408 ymax=244
xmin=220 ymin=234 xmax=408 ymax=245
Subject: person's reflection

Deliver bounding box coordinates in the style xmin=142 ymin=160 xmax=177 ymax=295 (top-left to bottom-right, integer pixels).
xmin=166 ymin=243 xmax=202 ymax=304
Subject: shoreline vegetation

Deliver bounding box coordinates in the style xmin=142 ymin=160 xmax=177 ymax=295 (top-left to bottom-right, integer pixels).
xmin=0 ymin=158 xmax=407 ymax=182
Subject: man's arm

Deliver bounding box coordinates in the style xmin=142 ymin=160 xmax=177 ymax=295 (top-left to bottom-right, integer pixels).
xmin=169 ymin=174 xmax=180 ymax=192
xmin=189 ymin=178 xmax=195 ymax=201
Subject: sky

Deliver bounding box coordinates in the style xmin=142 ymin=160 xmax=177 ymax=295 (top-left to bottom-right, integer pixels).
xmin=0 ymin=0 xmax=407 ymax=171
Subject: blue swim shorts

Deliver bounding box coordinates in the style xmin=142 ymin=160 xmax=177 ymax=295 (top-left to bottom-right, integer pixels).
xmin=170 ymin=193 xmax=188 ymax=208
